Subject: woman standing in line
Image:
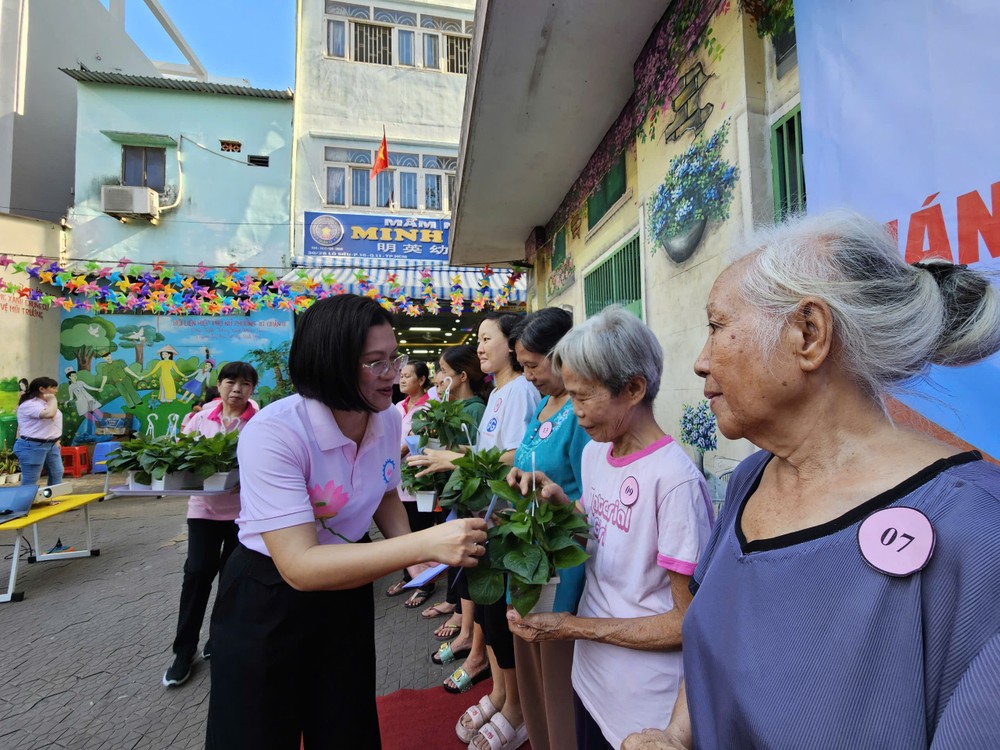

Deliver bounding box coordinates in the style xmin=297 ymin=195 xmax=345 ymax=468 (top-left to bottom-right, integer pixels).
xmin=205 ymin=295 xmax=487 ymax=750
xmin=385 ymin=360 xmax=437 ymax=609
xmin=410 ymin=313 xmax=540 ymax=750
xmin=13 ymin=377 xmax=64 ymax=487
xmin=162 ymin=361 xmax=259 ymax=689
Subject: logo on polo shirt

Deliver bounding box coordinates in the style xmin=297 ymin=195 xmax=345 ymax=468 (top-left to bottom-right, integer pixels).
xmin=382 ymin=458 xmax=396 ymax=484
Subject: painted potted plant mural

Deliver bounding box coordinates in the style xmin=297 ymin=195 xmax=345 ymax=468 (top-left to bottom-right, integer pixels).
xmin=680 ymin=399 xmax=727 ymax=507
xmin=647 ymin=119 xmax=739 ymax=263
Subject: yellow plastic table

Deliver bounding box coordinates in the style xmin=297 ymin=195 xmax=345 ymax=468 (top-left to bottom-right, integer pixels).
xmin=0 ymin=492 xmax=104 ymax=603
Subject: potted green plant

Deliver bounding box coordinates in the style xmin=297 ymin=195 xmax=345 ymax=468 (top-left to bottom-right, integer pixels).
xmin=0 ymin=449 xmax=18 ymax=484
xmin=400 ymin=461 xmax=440 ymax=513
xmin=178 ymin=431 xmax=240 ymax=491
xmin=411 ymin=398 xmax=478 ymax=451
xmin=438 ymin=447 xmax=511 ymax=517
xmin=467 ymin=481 xmax=591 ymax=616
xmin=105 ymin=438 xmax=153 ymax=490
xmin=138 ymin=436 xmax=199 ymax=491
xmin=647 ymin=119 xmax=739 ymax=263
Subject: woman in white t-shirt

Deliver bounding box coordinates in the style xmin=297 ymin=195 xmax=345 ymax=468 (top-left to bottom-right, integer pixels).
xmin=409 ymin=313 xmax=540 ymax=749
xmin=506 ymin=308 xmax=714 ymax=750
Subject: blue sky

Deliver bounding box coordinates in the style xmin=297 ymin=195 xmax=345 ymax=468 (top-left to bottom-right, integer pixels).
xmin=104 ymin=0 xmax=296 ymax=91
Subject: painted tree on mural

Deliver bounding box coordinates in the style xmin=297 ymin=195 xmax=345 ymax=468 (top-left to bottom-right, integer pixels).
xmin=116 ymin=324 xmax=165 ymax=369
xmin=247 ymin=341 xmax=292 ymax=399
xmin=60 ymin=315 xmax=117 ymax=372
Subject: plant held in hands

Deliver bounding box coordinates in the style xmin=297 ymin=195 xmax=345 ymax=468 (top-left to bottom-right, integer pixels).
xmin=467 ymin=481 xmax=591 ymax=616
xmin=400 ymin=460 xmax=441 ymax=495
xmin=411 ymin=398 xmax=477 ymax=450
xmin=437 ymin=447 xmax=510 ymax=516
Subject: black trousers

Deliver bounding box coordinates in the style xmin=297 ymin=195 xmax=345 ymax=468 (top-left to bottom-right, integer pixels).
xmin=172 ymin=518 xmax=238 ymax=659
xmin=206 ymin=544 xmax=380 ymax=750
xmin=401 ymin=502 xmax=436 ymax=592
xmin=474 ymin=593 xmax=516 ymax=669
xmin=573 ymin=691 xmax=616 ymax=750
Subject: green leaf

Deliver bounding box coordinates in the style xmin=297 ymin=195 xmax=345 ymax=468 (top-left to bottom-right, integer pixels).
xmin=503 ymin=546 xmax=544 ymax=583
xmin=552 ymin=544 xmax=589 ymax=570
xmin=467 ymin=567 xmax=505 ymax=605
xmin=509 ymin=580 xmax=542 ymax=617
xmin=487 ymin=479 xmax=521 ymax=505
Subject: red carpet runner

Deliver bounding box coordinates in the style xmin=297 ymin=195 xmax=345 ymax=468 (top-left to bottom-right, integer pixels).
xmin=377 ymin=678 xmax=534 ymax=750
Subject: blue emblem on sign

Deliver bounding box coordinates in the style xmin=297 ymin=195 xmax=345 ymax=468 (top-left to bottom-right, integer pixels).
xmin=309 ymin=214 xmax=345 ymax=247
xmin=486 ymin=417 xmax=498 ymax=433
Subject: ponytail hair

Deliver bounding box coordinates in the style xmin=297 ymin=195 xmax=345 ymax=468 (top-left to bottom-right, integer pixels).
xmin=20 ymin=376 xmax=58 ymax=405
xmin=441 ymin=344 xmax=492 ymax=401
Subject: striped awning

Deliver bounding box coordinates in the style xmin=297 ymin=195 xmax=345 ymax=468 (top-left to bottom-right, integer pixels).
xmin=286 ymin=256 xmax=525 ymax=301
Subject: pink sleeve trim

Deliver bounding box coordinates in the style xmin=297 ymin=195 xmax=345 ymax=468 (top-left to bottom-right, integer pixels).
xmin=657 ymin=554 xmax=697 ymax=576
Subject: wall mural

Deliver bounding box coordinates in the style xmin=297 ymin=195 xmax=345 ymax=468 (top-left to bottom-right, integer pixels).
xmin=647 ymin=119 xmax=740 ymax=263
xmin=57 ymin=310 xmax=293 ymax=443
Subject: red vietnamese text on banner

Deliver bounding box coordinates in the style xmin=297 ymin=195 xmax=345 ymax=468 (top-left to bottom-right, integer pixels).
xmin=370 ymin=127 xmax=388 ymax=180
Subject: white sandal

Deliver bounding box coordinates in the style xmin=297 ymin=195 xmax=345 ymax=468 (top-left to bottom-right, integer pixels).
xmin=469 ymin=711 xmax=529 ymax=750
xmin=456 ymin=694 xmax=498 ymax=743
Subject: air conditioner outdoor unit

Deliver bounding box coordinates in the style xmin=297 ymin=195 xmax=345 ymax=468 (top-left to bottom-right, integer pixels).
xmin=101 ymin=185 xmax=160 ymax=217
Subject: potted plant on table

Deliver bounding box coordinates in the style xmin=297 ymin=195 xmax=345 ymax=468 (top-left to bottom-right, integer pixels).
xmin=647 ymin=119 xmax=739 ymax=263
xmin=178 ymin=431 xmax=240 ymax=491
xmin=0 ymin=449 xmax=19 ymax=484
xmin=467 ymin=481 xmax=591 ymax=616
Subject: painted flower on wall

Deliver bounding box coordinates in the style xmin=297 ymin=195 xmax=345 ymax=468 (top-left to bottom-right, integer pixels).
xmin=647 ymin=119 xmax=739 ymax=247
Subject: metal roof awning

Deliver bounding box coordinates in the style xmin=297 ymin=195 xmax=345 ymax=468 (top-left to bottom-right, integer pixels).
xmin=286 ymin=256 xmax=525 ymax=302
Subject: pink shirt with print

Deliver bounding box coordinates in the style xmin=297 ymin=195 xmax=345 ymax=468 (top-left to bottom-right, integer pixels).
xmin=572 ymin=435 xmax=714 ymax=749
xmin=182 ymin=399 xmax=257 ymax=521
xmin=236 ymin=395 xmax=402 ymax=556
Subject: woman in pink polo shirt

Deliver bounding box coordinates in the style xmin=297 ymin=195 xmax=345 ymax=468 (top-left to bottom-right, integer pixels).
xmin=162 ymin=361 xmax=259 ymax=689
xmin=205 ymin=295 xmax=487 ymax=750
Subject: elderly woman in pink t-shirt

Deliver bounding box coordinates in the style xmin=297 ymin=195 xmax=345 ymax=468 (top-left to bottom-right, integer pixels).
xmin=162 ymin=361 xmax=260 ymax=689
xmin=506 ymin=308 xmax=714 ymax=750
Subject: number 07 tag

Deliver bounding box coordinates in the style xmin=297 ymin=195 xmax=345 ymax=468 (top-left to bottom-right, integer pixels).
xmin=857 ymin=507 xmax=935 ymax=577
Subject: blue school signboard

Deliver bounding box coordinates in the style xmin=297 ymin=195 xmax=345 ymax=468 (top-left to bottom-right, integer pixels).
xmin=304 ymin=211 xmax=450 ymax=262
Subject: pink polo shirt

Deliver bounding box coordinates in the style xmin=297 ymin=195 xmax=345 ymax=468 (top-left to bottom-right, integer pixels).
xmin=182 ymin=400 xmax=257 ymax=521
xmin=396 ymin=391 xmax=430 ymax=503
xmin=236 ymin=394 xmax=402 ymax=556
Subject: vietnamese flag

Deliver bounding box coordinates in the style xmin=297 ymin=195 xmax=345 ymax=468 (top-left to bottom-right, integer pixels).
xmin=370 ymin=127 xmax=388 ymax=179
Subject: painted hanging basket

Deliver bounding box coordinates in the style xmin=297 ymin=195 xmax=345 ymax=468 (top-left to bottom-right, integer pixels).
xmin=658 ymin=218 xmax=707 ymax=264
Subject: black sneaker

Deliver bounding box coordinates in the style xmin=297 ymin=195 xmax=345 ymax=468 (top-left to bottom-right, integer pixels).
xmin=201 ymin=641 xmax=212 ymax=660
xmin=162 ymin=654 xmax=192 ymax=688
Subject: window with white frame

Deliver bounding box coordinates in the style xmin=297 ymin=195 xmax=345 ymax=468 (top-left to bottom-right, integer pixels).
xmin=324 ymin=2 xmax=471 ymax=73
xmin=323 ymin=145 xmax=458 ymax=212
xmin=324 ymin=145 xmax=456 ymax=211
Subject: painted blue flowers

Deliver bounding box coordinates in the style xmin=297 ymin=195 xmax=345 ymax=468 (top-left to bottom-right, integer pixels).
xmin=680 ymin=400 xmax=717 ymax=454
xmin=647 ymin=120 xmax=740 ymax=243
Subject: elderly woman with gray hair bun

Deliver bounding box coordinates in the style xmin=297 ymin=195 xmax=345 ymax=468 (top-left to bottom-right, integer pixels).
xmin=622 ymin=210 xmax=1000 ymax=750
xmin=506 ymin=307 xmax=713 ymax=750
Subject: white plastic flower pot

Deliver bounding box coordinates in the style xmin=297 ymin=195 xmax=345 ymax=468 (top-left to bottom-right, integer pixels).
xmin=127 ymin=471 xmax=151 ymax=491
xmin=202 ymin=469 xmax=239 ymax=492
xmin=415 ymin=490 xmax=436 ymax=513
xmin=530 ymin=576 xmax=561 ymax=615
xmin=425 ymin=438 xmax=442 ymax=451
xmin=8 ymin=473 xmax=20 ymax=485
xmin=151 ymin=472 xmax=197 ymax=491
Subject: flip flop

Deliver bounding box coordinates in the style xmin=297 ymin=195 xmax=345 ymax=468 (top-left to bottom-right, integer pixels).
xmin=404 ymin=588 xmax=434 ymax=608
xmin=434 ymin=618 xmax=462 ymax=640
xmin=432 ymin=640 xmax=472 ymax=665
xmin=421 ymin=601 xmax=456 ymax=619
xmin=443 ymin=665 xmax=490 ymax=694
xmin=385 ymin=579 xmax=408 ymax=597
xmin=457 ymin=695 xmax=498 ymax=744
xmin=470 ymin=712 xmax=529 ymax=750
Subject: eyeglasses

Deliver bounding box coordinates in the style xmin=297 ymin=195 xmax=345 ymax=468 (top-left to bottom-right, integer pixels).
xmin=361 ymin=353 xmax=408 ymax=377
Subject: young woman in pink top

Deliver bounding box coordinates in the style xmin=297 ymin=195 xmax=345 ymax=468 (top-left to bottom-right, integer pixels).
xmin=205 ymin=295 xmax=487 ymax=750
xmin=162 ymin=361 xmax=259 ymax=688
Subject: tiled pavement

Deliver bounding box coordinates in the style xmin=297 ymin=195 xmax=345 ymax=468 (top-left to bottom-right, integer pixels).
xmin=0 ymin=474 xmax=458 ymax=749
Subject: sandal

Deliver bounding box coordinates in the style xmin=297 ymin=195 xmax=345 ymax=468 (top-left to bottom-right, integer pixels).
xmin=385 ymin=579 xmax=408 ymax=597
xmin=457 ymin=695 xmax=498 ymax=743
xmin=432 ymin=640 xmax=472 ymax=665
xmin=470 ymin=712 xmax=528 ymax=750
xmin=434 ymin=616 xmax=462 ymax=640
xmin=443 ymin=665 xmax=491 ymax=694
xmin=421 ymin=601 xmax=456 ymax=619
xmin=404 ymin=588 xmax=434 ymax=609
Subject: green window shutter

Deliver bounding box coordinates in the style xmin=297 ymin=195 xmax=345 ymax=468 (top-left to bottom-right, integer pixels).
xmin=770 ymin=105 xmax=806 ymax=220
xmin=587 ymin=152 xmax=627 ymax=230
xmin=552 ymin=227 xmax=567 ymax=268
xmin=584 ymin=234 xmax=642 ymax=319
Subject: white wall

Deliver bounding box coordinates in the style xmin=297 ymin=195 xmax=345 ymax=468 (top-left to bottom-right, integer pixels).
xmin=0 ymin=0 xmax=158 ymax=223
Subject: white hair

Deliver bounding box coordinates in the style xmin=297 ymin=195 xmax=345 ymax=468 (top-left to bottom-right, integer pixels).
xmin=733 ymin=209 xmax=1000 ymax=396
xmin=551 ymin=306 xmax=662 ymax=402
